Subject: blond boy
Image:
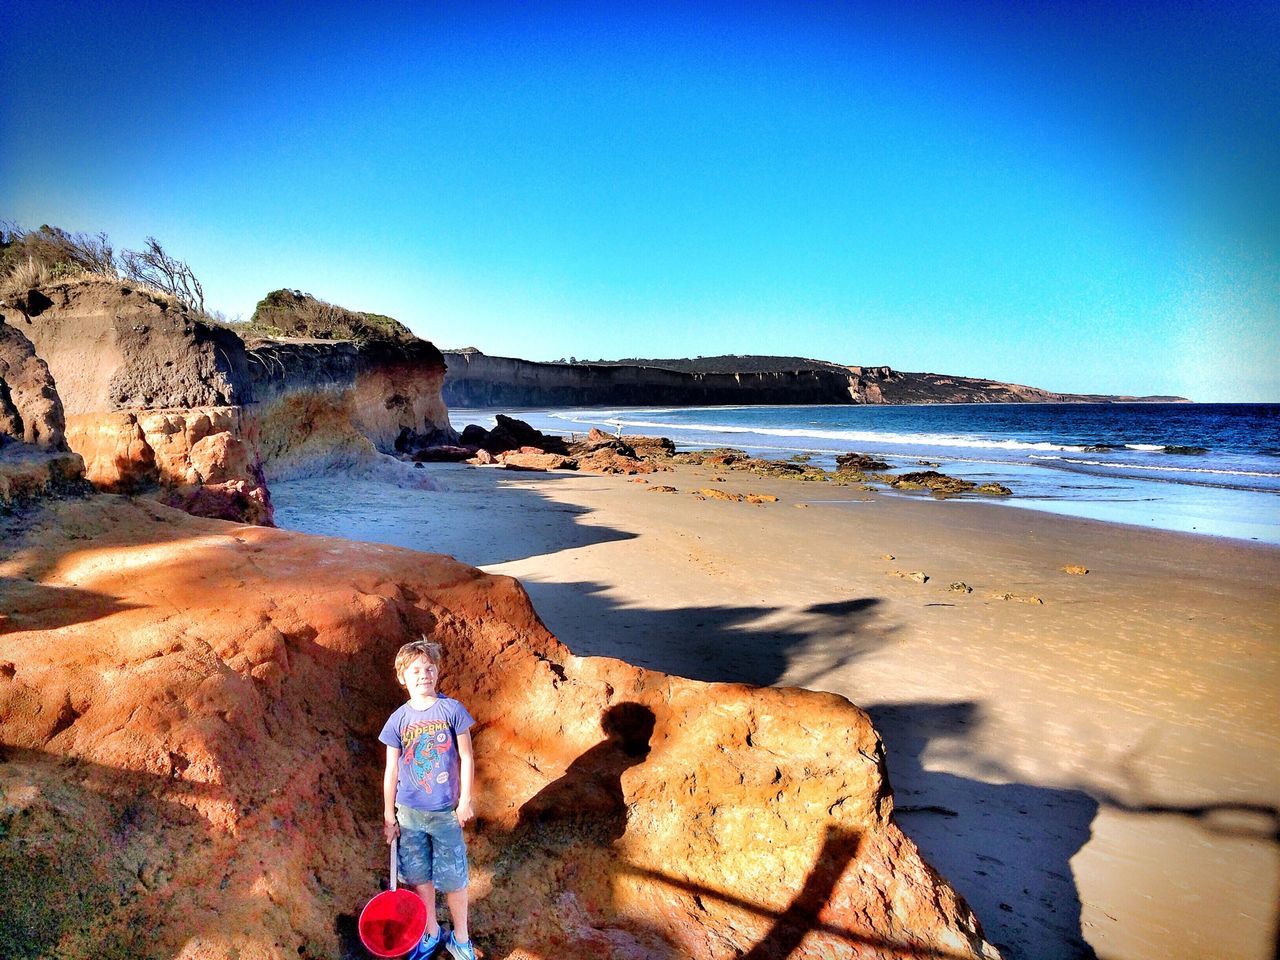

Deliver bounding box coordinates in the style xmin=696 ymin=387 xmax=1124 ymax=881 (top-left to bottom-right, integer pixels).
xmin=380 ymin=640 xmax=476 ymax=960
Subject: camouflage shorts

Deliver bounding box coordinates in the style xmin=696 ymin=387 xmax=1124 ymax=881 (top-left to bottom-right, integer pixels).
xmin=395 ymin=805 xmax=469 ymax=892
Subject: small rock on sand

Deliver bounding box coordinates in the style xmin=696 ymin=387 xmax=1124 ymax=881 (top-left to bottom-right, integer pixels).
xmin=892 ymin=570 xmax=929 ymax=584
xmin=881 ymin=554 xmax=895 ymax=561
xmin=647 ymin=485 xmax=678 ymax=494
xmin=947 ymin=582 xmax=973 ymax=593
xmin=988 ymin=592 xmax=1044 ymax=605
xmin=692 ymin=488 xmax=778 ymax=504
xmin=1061 ymin=564 xmax=1089 ymax=575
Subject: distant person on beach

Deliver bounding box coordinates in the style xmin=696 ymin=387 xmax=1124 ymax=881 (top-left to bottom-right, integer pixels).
xmin=380 ymin=639 xmax=478 ymax=960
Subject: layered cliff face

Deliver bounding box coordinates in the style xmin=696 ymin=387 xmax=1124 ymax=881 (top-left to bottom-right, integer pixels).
xmin=443 ymin=351 xmax=858 ymax=407
xmin=443 ymin=351 xmax=1188 ymax=407
xmin=0 ymin=278 xmax=453 ymax=517
xmin=0 ymin=497 xmax=999 ymax=960
xmin=3 ymin=280 xmax=251 ymax=412
xmin=246 ymin=338 xmax=451 ymax=481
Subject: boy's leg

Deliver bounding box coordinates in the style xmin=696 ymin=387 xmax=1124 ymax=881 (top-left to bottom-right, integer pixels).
xmin=425 ymin=811 xmax=472 ymax=951
xmin=396 ymin=821 xmax=440 ymax=951
xmin=443 ymin=886 xmax=468 ymax=944
xmin=414 ymin=882 xmax=439 ymax=935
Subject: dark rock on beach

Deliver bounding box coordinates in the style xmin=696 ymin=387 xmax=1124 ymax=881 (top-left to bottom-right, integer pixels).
xmin=836 ymin=452 xmax=891 ymax=472
xmin=889 ymin=470 xmax=977 ymax=495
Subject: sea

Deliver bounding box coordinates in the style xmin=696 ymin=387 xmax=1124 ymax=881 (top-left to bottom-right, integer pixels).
xmin=449 ymin=403 xmax=1280 ymax=546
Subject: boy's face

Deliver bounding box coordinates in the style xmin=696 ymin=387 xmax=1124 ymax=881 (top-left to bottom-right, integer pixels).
xmin=400 ymin=655 xmax=439 ymax=696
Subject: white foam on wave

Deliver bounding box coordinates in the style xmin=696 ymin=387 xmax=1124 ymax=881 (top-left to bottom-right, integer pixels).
xmin=556 ymin=415 xmax=1091 ymax=453
xmin=1029 ymin=454 xmax=1280 ymax=479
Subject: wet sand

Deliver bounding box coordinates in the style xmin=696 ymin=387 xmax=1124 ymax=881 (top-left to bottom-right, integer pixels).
xmin=273 ymin=461 xmax=1280 ymax=960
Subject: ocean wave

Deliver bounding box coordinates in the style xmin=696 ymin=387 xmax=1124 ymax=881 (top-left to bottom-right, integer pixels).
xmin=1029 ymin=454 xmax=1280 ymax=479
xmin=554 ymin=416 xmax=1093 ymax=452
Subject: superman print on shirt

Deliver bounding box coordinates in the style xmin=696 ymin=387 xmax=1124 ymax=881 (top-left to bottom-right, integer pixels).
xmin=379 ymin=697 xmax=475 ymax=812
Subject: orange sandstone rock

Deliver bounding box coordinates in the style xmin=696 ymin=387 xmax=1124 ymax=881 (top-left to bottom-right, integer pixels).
xmin=499 ymin=452 xmax=577 ymax=471
xmin=0 ymin=498 xmax=999 ymax=960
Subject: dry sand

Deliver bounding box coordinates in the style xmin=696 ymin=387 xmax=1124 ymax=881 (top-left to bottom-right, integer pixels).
xmin=272 ymin=461 xmax=1280 ymax=960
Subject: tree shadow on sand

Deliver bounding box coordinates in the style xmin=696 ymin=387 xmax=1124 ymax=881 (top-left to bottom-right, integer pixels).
xmin=516 ymin=583 xmax=897 ymax=687
xmin=867 ymin=701 xmax=1280 ymax=960
xmin=866 ymin=702 xmax=1100 ymax=959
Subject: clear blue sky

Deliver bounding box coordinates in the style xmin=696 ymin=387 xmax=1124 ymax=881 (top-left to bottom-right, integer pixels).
xmin=3 ymin=1 xmax=1276 ymax=400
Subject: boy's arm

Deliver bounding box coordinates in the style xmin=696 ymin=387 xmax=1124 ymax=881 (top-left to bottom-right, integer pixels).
xmin=382 ymin=746 xmax=400 ymax=843
xmin=456 ymin=731 xmax=474 ymax=826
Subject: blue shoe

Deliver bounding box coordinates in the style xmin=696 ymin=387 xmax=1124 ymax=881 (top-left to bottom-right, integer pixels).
xmin=408 ymin=926 xmax=441 ymax=960
xmin=444 ymin=930 xmax=476 ymax=960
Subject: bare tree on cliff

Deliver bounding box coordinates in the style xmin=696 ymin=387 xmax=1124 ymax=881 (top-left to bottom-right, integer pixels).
xmin=121 ymin=237 xmax=205 ymax=315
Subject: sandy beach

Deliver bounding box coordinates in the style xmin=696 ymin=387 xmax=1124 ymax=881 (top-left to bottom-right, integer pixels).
xmin=272 ymin=460 xmax=1280 ymax=960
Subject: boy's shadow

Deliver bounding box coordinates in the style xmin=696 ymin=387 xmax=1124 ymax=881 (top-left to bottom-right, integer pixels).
xmin=514 ymin=701 xmax=657 ymax=845
xmin=482 ymin=702 xmax=675 ymax=957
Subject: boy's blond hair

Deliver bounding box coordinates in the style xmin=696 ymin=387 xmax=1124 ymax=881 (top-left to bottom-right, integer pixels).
xmin=394 ymin=638 xmax=442 ymax=686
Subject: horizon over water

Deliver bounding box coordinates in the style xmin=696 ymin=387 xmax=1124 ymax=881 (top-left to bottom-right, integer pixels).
xmin=451 ymin=403 xmax=1280 ymax=545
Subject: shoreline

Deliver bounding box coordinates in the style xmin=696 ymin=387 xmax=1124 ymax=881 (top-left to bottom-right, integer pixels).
xmin=274 ymin=460 xmax=1280 ymax=960
xmin=448 ymin=404 xmax=1280 ymax=546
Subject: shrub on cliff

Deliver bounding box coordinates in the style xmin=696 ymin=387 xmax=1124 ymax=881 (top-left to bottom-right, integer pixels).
xmin=0 ymin=223 xmax=209 ymax=317
xmin=0 ymin=223 xmax=119 ymax=290
xmin=246 ymin=288 xmax=415 ymax=344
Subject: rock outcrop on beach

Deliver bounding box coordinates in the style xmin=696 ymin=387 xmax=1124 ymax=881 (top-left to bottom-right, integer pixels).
xmin=454 ymin=420 xmax=669 ymax=476
xmin=0 ymin=496 xmax=999 ymax=960
xmin=442 ymin=350 xmax=1190 ymax=407
xmin=0 ymin=278 xmax=454 ymax=522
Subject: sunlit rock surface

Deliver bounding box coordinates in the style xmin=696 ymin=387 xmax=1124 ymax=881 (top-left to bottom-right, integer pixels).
xmin=0 ymin=497 xmax=998 ymax=960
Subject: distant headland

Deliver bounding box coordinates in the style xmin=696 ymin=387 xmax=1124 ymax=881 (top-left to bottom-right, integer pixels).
xmin=440 ymin=348 xmax=1191 ymax=407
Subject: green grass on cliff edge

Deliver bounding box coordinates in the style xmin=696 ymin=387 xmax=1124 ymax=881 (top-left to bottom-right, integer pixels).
xmin=245 ymin=289 xmax=415 ymax=344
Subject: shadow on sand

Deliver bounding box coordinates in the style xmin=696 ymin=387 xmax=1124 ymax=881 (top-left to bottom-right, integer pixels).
xmin=272 ymin=466 xmax=639 ymax=567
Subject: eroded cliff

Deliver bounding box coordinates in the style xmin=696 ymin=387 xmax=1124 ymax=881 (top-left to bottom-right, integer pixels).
xmin=0 ymin=278 xmax=453 ymax=519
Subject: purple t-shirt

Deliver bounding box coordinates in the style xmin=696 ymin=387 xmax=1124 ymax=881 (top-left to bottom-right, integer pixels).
xmin=379 ymin=697 xmax=475 ymax=812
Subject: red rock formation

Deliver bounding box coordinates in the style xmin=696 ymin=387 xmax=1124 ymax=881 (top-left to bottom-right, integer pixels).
xmin=0 ymin=498 xmax=998 ymax=960
xmin=63 ymin=406 xmax=273 ymax=524
xmin=246 ymin=339 xmax=454 ymax=475
xmin=0 ymin=279 xmax=270 ymax=521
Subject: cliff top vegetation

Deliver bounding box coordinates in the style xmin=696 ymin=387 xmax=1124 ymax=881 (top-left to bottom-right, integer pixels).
xmin=0 ymin=223 xmax=210 ymax=317
xmin=246 ymin=289 xmax=415 ymax=345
